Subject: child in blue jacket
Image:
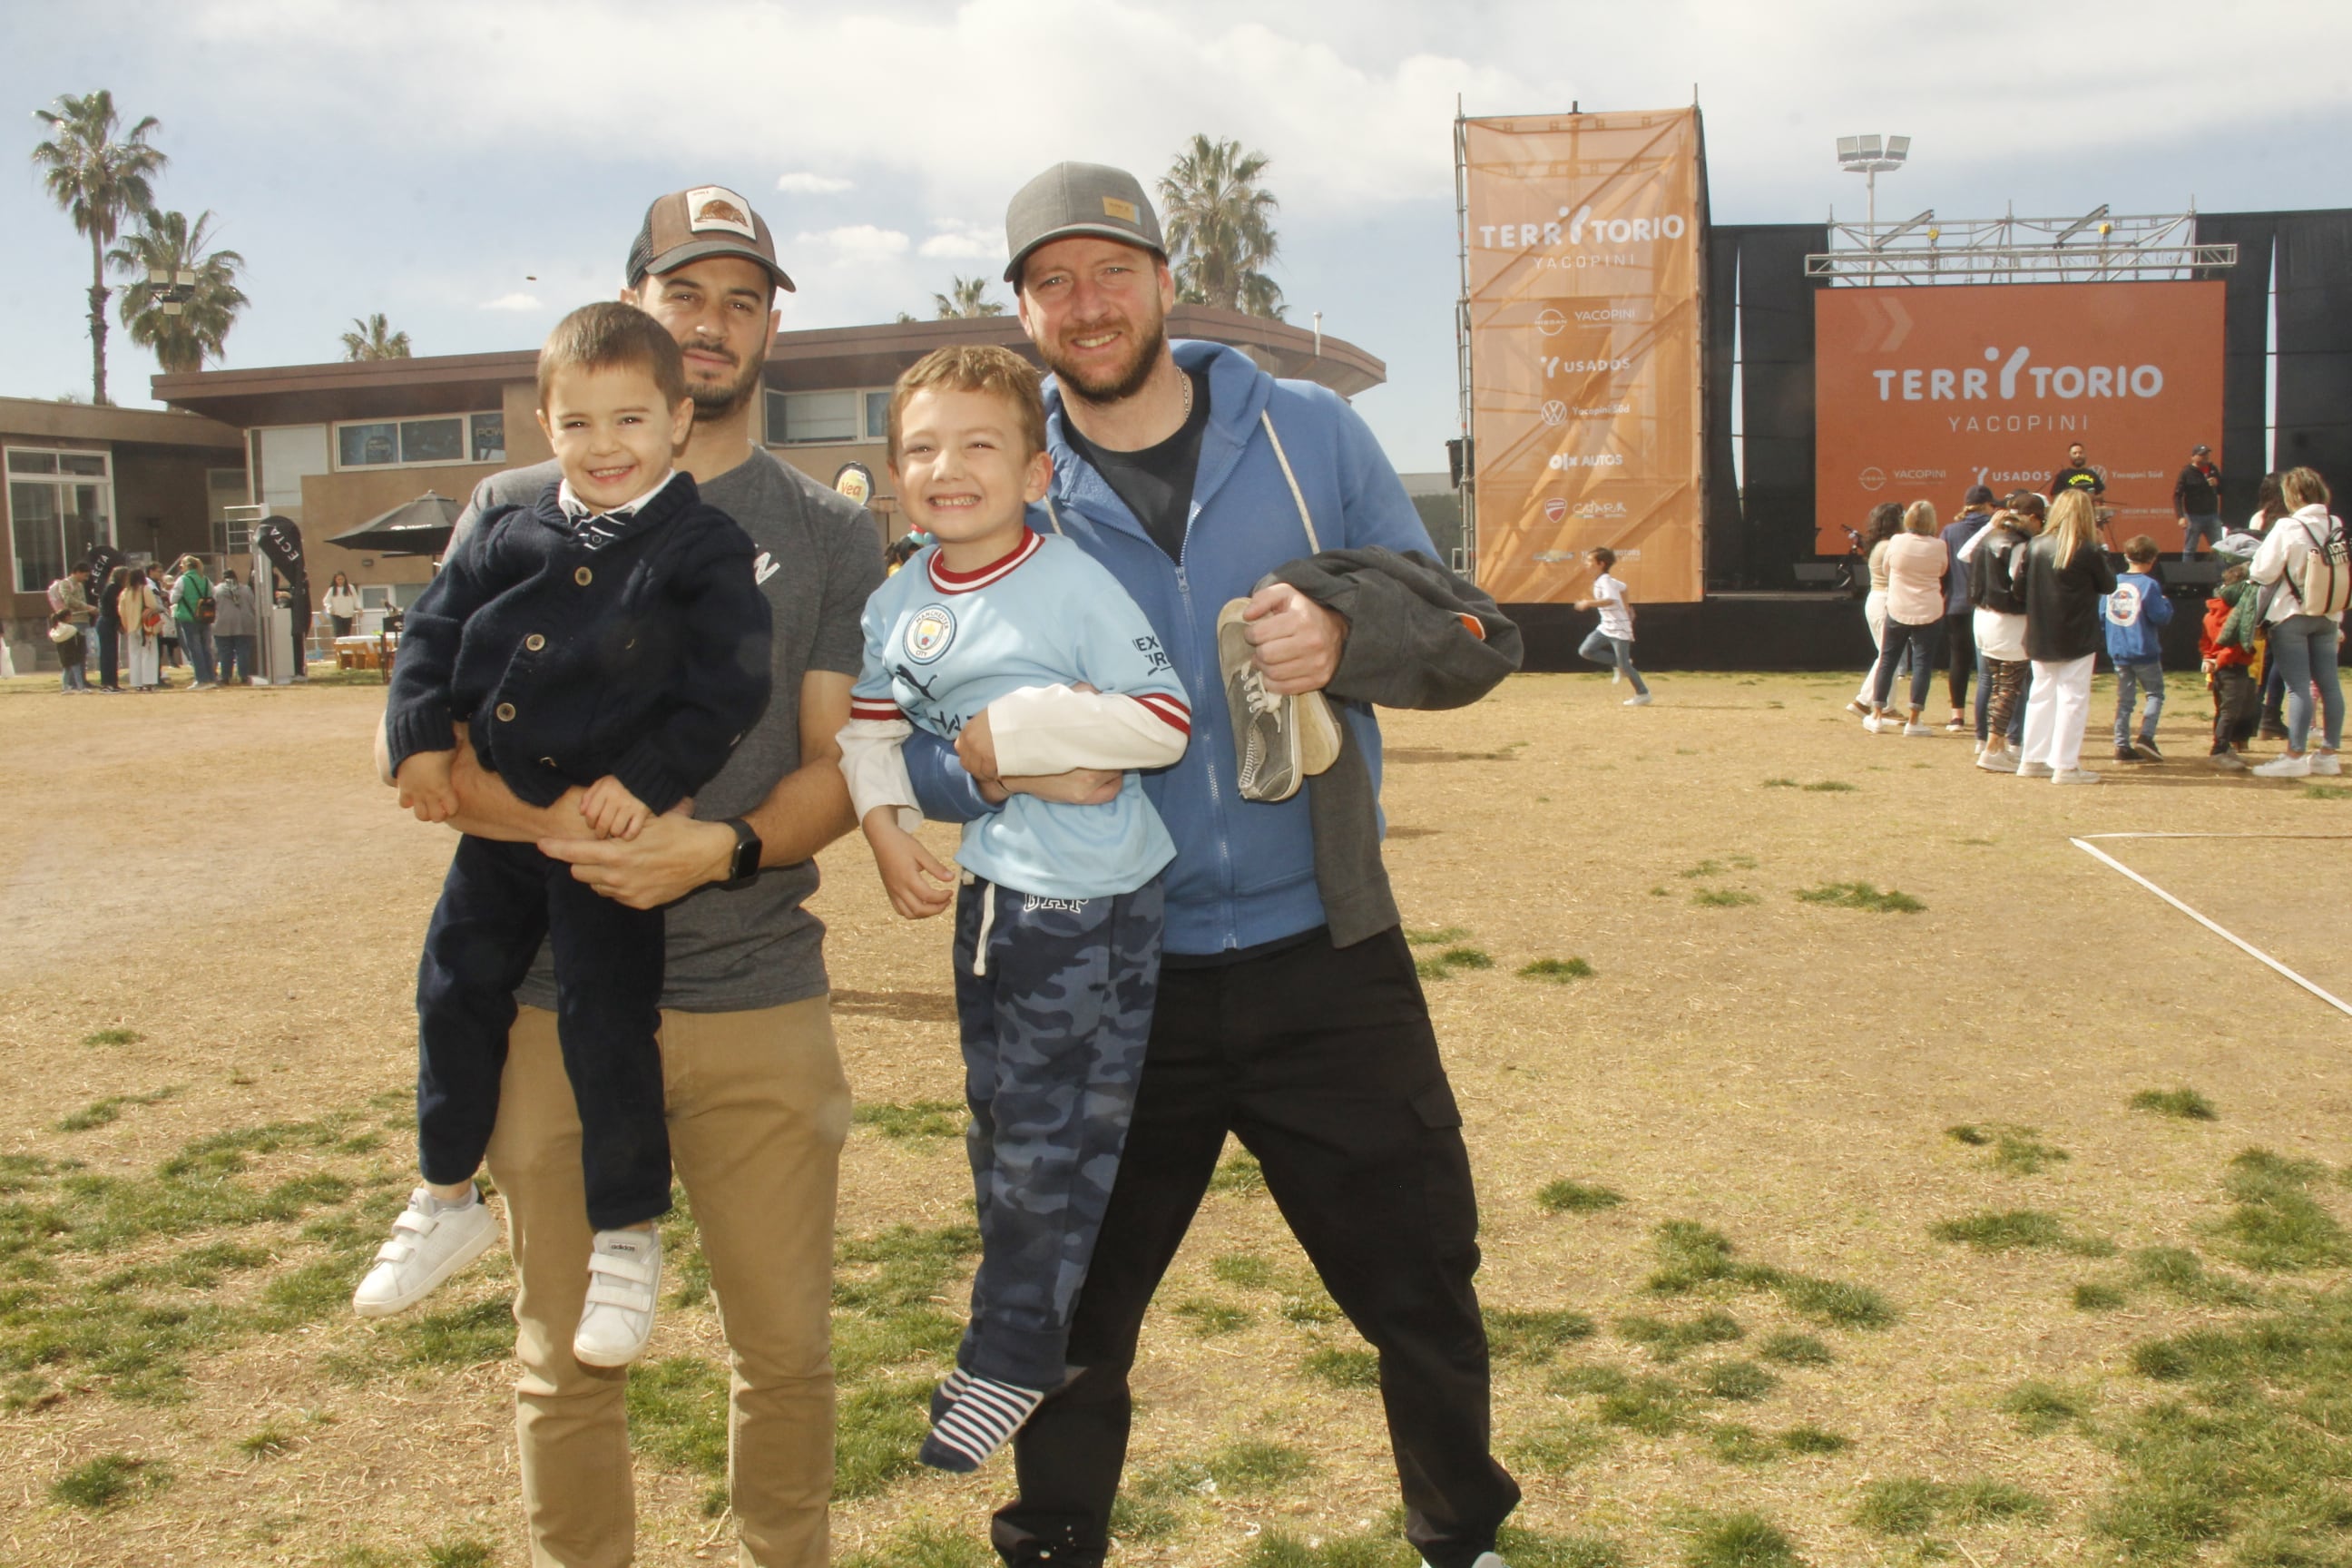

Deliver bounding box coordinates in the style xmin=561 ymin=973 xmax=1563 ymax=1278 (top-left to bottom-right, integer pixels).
xmin=2102 ymin=534 xmax=2173 ymax=760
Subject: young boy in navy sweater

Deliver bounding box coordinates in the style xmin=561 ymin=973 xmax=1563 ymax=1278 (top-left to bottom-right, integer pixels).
xmin=837 ymin=345 xmax=1190 ymax=1473
xmin=360 ymin=302 xmax=771 ymax=1368
xmin=2102 ymin=534 xmax=2173 ymax=761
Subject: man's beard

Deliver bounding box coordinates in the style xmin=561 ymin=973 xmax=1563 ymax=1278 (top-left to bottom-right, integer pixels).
xmin=1043 ymin=314 xmax=1167 ymax=407
xmin=686 ymin=348 xmax=764 ymax=421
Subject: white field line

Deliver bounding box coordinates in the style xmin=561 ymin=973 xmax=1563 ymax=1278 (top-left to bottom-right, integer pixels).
xmin=2069 ymin=834 xmax=2352 ymax=1020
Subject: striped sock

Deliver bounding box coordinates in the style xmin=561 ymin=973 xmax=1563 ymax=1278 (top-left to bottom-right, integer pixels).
xmin=929 ymin=1367 xmax=973 ymax=1424
xmin=918 ymin=1375 xmax=1046 ymax=1473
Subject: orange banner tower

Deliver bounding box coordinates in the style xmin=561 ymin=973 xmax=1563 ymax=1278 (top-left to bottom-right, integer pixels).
xmin=1457 ymin=108 xmax=1709 ymax=603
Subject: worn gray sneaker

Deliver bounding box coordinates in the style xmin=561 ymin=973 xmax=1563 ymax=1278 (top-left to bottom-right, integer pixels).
xmin=1218 ymin=598 xmax=1304 ymax=802
xmin=352 ymin=1186 xmax=497 ymax=1318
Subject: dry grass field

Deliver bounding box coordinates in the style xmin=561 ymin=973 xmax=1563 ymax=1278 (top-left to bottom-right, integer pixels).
xmin=3 ymin=666 xmax=2348 ymax=1568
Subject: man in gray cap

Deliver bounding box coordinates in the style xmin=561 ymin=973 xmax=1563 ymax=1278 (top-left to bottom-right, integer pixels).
xmin=382 ymin=183 xmax=882 ymax=1567
xmin=2175 ymin=442 xmax=2225 ymax=556
xmin=906 ymin=161 xmax=1523 ymax=1568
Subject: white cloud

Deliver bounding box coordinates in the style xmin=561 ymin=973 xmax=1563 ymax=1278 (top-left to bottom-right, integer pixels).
xmin=918 ymin=225 xmax=1003 ymax=261
xmin=478 ymin=292 xmax=545 ymax=312
xmin=797 ymin=225 xmax=911 ymax=264
xmin=777 ymin=172 xmax=854 ymax=194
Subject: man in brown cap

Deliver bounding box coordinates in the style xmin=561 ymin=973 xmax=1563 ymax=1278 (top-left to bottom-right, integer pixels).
xmin=384 ymin=183 xmax=882 ymax=1567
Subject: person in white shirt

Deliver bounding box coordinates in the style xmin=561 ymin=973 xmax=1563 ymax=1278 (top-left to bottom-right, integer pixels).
xmin=2247 ymin=466 xmax=2346 ymax=778
xmin=323 ymin=572 xmax=362 ymax=638
xmin=1573 ymin=547 xmax=1650 ymax=704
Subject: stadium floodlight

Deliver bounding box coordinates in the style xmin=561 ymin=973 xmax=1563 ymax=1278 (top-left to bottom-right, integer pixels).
xmin=1837 ymin=133 xmax=1911 ymax=234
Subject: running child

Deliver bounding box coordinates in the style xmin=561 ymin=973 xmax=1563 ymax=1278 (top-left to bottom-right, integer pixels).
xmin=1573 ymin=547 xmax=1651 ymax=704
xmin=836 ymin=345 xmax=1190 ymax=1473
xmin=2101 ymin=534 xmax=2173 ymax=762
xmin=360 ymin=302 xmax=772 ymax=1368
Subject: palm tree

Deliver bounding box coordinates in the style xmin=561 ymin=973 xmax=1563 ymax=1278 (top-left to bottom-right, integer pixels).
xmin=341 ymin=313 xmax=412 ymax=361
xmin=932 ymin=276 xmax=1004 ymax=319
xmin=108 ymin=209 xmax=248 ymax=375
xmin=30 ymin=90 xmax=168 ymax=405
xmin=1158 ymin=134 xmax=1284 ymax=319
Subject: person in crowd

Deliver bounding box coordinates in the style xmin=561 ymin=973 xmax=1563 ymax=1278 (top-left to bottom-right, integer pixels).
xmin=838 ymin=345 xmax=1191 ymax=1474
xmin=377 ymin=185 xmax=880 ymax=1567
xmin=1573 ymin=545 xmax=1651 ymax=704
xmin=1846 ymin=501 xmax=1906 ymax=718
xmin=2174 ymin=444 xmax=2224 ymax=556
xmin=213 ymin=567 xmax=259 ymax=685
xmin=1968 ymin=502 xmax=2038 ymax=772
xmin=2247 ymin=466 xmax=2346 ymax=778
xmin=172 ymin=553 xmax=218 ymax=689
xmin=1960 ymin=492 xmax=2044 ymax=754
xmin=2250 ymin=473 xmax=2292 ymax=738
xmin=900 ymin=161 xmax=1523 ymax=1568
xmin=149 ymin=563 xmax=181 ymax=675
xmin=2102 ymin=535 xmax=2173 ymax=762
xmin=2200 ymin=557 xmax=2262 ymax=770
xmin=324 ymin=571 xmax=363 ymax=638
xmin=122 ymin=563 xmax=164 ymax=691
xmin=2017 ymin=490 xmax=2118 ymax=782
xmin=2249 ymin=472 xmax=2286 ymax=534
xmin=368 ymin=302 xmax=773 ymax=1382
xmin=1938 ymin=485 xmax=1995 ymax=730
xmin=2049 ymin=442 xmax=2104 ymax=502
xmin=48 ymin=609 xmax=88 ymax=692
xmin=95 ymin=563 xmax=125 ymax=692
xmin=44 ymin=562 xmax=95 ymax=693
xmin=1864 ymin=500 xmax=1947 ymax=735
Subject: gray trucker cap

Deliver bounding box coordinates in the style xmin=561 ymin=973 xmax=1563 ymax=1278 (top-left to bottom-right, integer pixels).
xmin=1003 ymin=162 xmax=1167 ymax=286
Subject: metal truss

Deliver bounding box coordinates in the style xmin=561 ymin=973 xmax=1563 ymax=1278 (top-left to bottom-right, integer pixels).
xmin=1805 ymin=209 xmax=2236 ymax=284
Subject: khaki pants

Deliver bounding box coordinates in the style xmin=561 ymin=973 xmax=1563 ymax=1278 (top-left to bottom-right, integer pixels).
xmin=485 ymin=996 xmax=850 ymax=1567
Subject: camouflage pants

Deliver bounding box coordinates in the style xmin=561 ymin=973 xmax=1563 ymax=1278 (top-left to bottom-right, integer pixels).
xmin=952 ymin=875 xmax=1163 ymax=1388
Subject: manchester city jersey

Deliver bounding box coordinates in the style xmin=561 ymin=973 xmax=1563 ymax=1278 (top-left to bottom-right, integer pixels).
xmin=853 ymin=531 xmax=1188 ymax=898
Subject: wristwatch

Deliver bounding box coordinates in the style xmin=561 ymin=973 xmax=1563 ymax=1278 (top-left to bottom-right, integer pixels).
xmin=719 ymin=818 xmax=762 ymax=888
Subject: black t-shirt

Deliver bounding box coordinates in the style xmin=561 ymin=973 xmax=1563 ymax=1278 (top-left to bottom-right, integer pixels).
xmin=2050 ymin=463 xmax=2105 ymax=498
xmin=1060 ymin=368 xmax=1211 ymax=563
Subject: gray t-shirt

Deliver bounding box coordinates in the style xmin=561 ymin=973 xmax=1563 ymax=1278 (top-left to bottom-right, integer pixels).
xmin=451 ymin=450 xmax=884 ymax=1013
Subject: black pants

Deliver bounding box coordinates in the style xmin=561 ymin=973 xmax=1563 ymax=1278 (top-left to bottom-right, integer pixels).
xmin=1873 ymin=617 xmax=1945 ymax=710
xmin=95 ymin=619 xmax=120 ymax=689
xmin=2212 ymin=664 xmax=2259 ymax=750
xmin=1943 ymin=612 xmax=1975 ymax=711
xmin=414 ymin=834 xmax=670 ymax=1230
xmin=989 ymin=926 xmax=1518 ymax=1568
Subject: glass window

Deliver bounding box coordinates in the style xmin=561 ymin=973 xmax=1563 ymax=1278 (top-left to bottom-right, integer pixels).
xmin=338 ymin=422 xmax=398 ymax=467
xmin=470 ymin=412 xmax=506 ymax=464
xmin=779 ymin=390 xmax=859 ymax=444
xmin=9 ymin=481 xmax=61 ymax=592
xmin=8 ymin=451 xmax=57 ymax=475
xmin=258 ymin=426 xmax=330 ymax=522
xmin=865 ymin=391 xmax=891 ymax=440
xmin=399 ymin=417 xmax=464 ymax=465
xmin=60 ymin=454 xmax=107 ymax=476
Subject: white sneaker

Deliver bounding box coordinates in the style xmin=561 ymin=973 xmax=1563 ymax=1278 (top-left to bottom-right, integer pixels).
xmin=2017 ymin=760 xmax=2053 ymax=779
xmin=2053 ymin=768 xmax=2103 ymax=785
xmin=1624 ymin=693 xmax=1652 ymax=706
xmin=1902 ymin=721 xmax=1933 ymax=737
xmin=2254 ymin=753 xmax=2314 ymax=778
xmin=2211 ymin=750 xmax=2248 ymax=771
xmin=1863 ymin=713 xmax=1886 ymax=733
xmin=2314 ymin=752 xmax=2343 ymax=776
xmin=1611 ymin=666 xmax=1622 ymax=685
xmin=1976 ymin=748 xmax=2019 ymax=773
xmin=573 ymin=1228 xmax=662 ymax=1367
xmin=352 ymin=1187 xmax=497 ymax=1318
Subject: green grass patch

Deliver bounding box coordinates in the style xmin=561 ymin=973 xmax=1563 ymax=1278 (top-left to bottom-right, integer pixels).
xmin=81 ymin=1028 xmax=143 ymax=1047
xmin=1762 ymin=778 xmax=1798 ymax=788
xmin=425 ymin=1543 xmax=495 ymax=1568
xmin=1279 ymin=1283 xmax=1342 ymax=1325
xmin=1239 ymin=1530 xmax=1417 ymax=1568
xmin=238 ymin=1423 xmax=297 ymax=1458
xmin=1537 ymin=1178 xmax=1625 ymax=1213
xmin=1801 ymin=780 xmax=1857 ymax=793
xmin=1617 ymin=1308 xmax=1742 ymax=1363
xmin=55 ymin=1085 xmax=179 ymax=1133
xmin=1301 ymin=1346 xmax=1382 ymax=1388
xmin=2130 ymin=1086 xmax=2219 ymax=1121
xmin=1756 ymin=1333 xmax=1832 ymax=1367
xmin=1794 ymin=880 xmax=1921 ymax=913
xmin=832 ymin=1222 xmax=982 ymax=1313
xmin=1945 ymin=1122 xmax=2069 ymax=1174
xmin=1857 ymin=1477 xmax=2048 ymax=1536
xmin=1694 ymin=1358 xmax=1780 ymax=1402
xmin=50 ymin=1452 xmax=169 ymax=1510
xmin=2304 ymin=783 xmax=2352 ymax=799
xmin=1211 ymin=1252 xmax=1277 ymax=1289
xmin=348 ymin=1294 xmax=515 ymax=1380
xmin=834 ymin=1377 xmax=932 ymax=1500
xmin=1681 ymin=1510 xmax=1805 ymax=1567
xmin=1518 ymin=956 xmax=1596 ymax=982
xmin=1680 ymin=859 xmax=1727 ymax=877
xmin=1691 ymin=888 xmax=1760 ymax=907
xmin=1494 ymin=1524 xmax=1629 ymax=1568
xmin=2003 ymin=1379 xmax=2092 ymax=1436
xmin=1404 ymin=926 xmax=1471 ymax=946
xmin=840 ymin=1522 xmax=995 ymax=1568
xmin=1779 ymin=1424 xmax=1852 ymax=1455
xmin=852 ymin=1099 xmax=965 ymax=1140
xmin=1506 ymin=1416 xmax=1612 ymax=1475
xmin=1209 ymin=1150 xmax=1266 ymax=1195
xmin=1418 ymin=945 xmax=1494 ymax=980
xmin=1704 ymin=1422 xmax=1779 ymax=1465
xmin=1548 ymin=1364 xmax=1630 ymax=1396
xmin=1201 ymin=1436 xmax=1316 ymax=1495
xmin=1172 ymin=1297 xmax=1253 ymax=1336
xmin=1107 ymin=1492 xmax=1184 ymax=1543
xmin=2127 ymin=1246 xmax=2261 ymax=1308
xmin=2073 ymin=1280 xmax=2129 ymax=1311
xmin=1483 ymin=1307 xmax=1596 ymax=1363
xmin=1927 ymin=1209 xmax=2117 ymax=1257
xmin=2208 ymin=1147 xmax=2352 ymax=1271
xmin=1595 ymin=1373 xmax=1690 ymax=1436
xmin=1644 ymin=1220 xmax=1897 ymax=1328
xmin=626 ymin=1356 xmax=729 ymax=1478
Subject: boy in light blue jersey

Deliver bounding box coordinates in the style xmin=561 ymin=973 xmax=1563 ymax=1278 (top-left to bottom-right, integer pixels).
xmin=838 ymin=346 xmax=1190 ymax=1475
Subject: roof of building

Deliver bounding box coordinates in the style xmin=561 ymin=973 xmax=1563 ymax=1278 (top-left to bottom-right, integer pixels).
xmin=0 ymin=396 xmax=245 ymax=450
xmin=152 ymin=306 xmax=1385 ymax=428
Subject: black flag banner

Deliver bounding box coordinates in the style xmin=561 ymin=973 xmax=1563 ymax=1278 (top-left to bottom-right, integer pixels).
xmin=252 ymin=515 xmax=312 ymax=648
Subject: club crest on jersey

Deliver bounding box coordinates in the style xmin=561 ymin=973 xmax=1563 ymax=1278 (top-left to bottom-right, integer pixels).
xmin=905 ymin=604 xmax=957 ymax=663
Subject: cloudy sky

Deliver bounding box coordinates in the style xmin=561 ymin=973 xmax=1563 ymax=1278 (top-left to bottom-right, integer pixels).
xmin=9 ymin=0 xmax=2350 ymax=471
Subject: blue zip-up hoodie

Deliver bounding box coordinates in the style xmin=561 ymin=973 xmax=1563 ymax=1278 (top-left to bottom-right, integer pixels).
xmin=2099 ymin=570 xmax=2172 ymax=663
xmin=910 ymin=340 xmax=1442 ymax=957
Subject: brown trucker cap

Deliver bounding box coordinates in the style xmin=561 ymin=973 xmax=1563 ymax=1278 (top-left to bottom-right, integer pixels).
xmin=626 ymin=184 xmax=795 ymax=293
xmin=1003 ymin=162 xmax=1166 ymax=285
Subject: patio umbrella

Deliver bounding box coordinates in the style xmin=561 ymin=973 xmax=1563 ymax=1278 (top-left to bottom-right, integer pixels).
xmin=328 ymin=492 xmax=462 ymax=558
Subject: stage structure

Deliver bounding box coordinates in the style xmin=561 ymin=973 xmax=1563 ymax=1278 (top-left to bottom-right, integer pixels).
xmin=1455 ymin=106 xmax=1709 ymax=605
xmin=1806 ymin=209 xmax=2236 ymax=285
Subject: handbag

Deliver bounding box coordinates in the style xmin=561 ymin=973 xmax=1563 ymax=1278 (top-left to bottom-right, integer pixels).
xmin=48 ymin=621 xmax=77 ymax=645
